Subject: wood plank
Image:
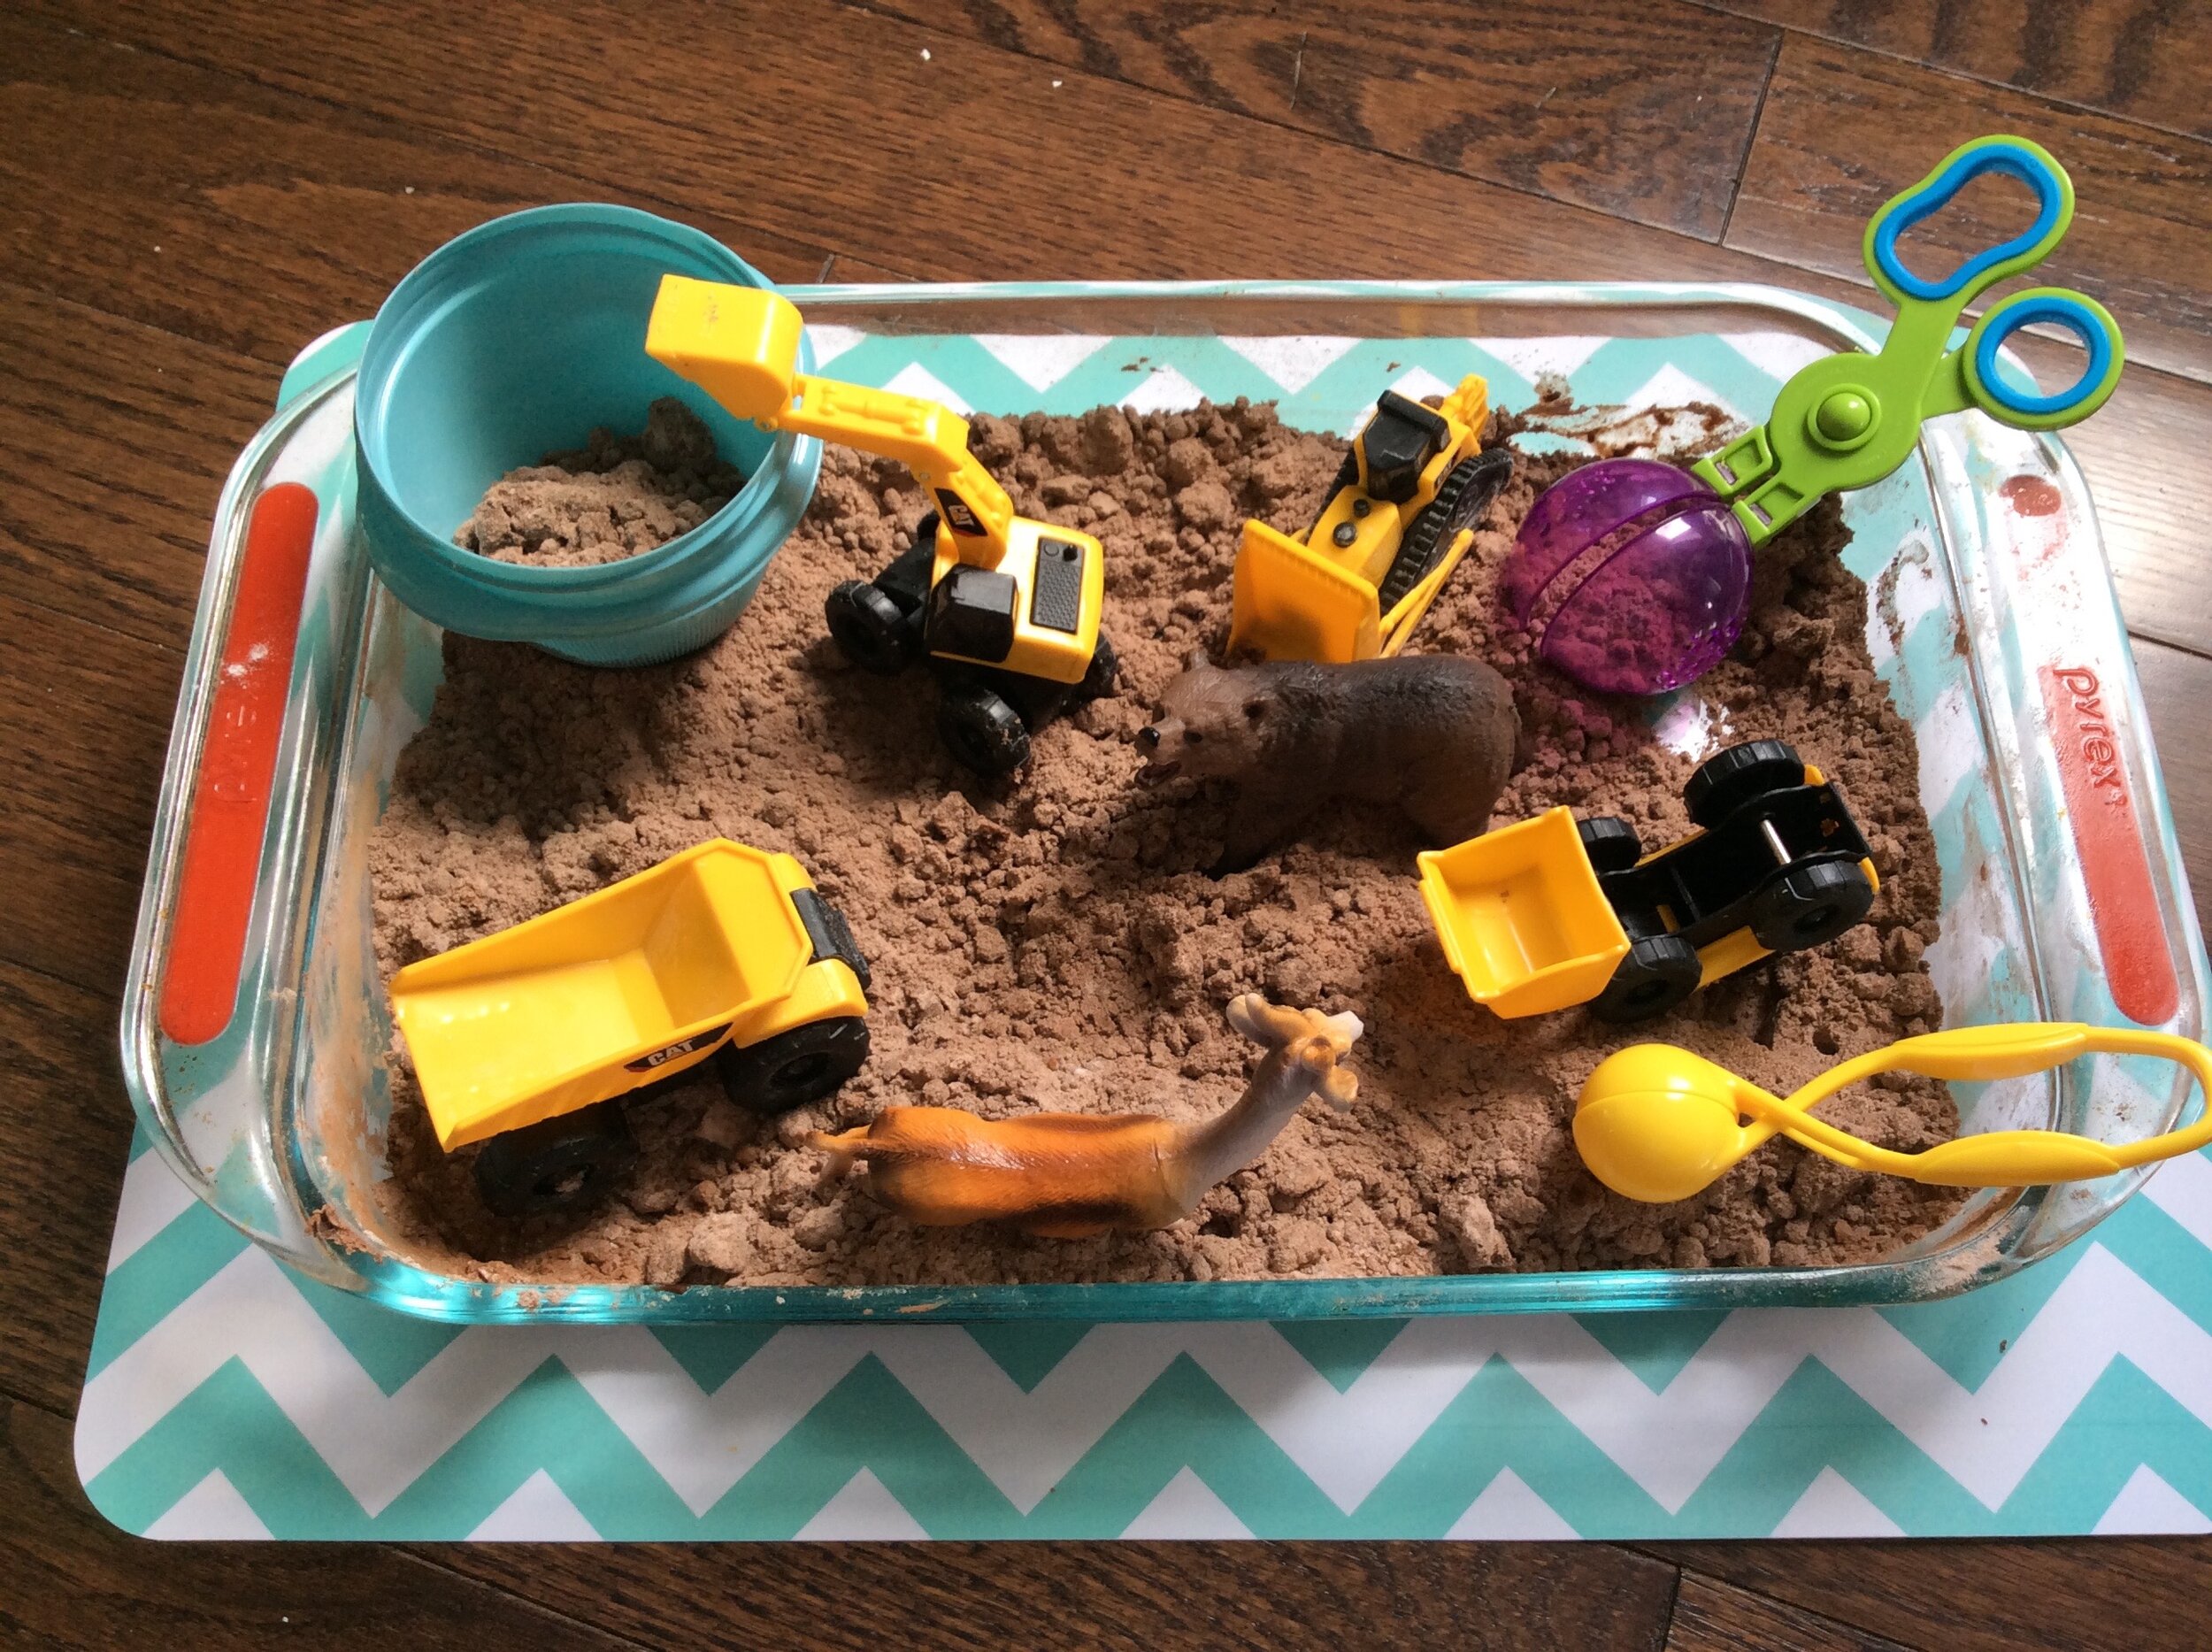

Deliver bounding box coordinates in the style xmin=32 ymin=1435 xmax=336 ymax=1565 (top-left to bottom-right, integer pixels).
xmin=19 ymin=4 xmax=2209 ymax=665
xmin=1666 ymin=1570 xmax=1909 ymax=1652
xmin=0 ymin=280 xmax=272 ymax=644
xmin=2132 ymin=636 xmax=2212 ymax=934
xmin=0 ymin=9 xmax=868 ymax=371
xmin=1649 ymin=1540 xmax=2212 ymax=1652
xmin=1728 ymin=33 xmax=2212 ymax=384
xmin=863 ymin=0 xmax=1780 ymax=238
xmin=424 ymin=1539 xmax=1678 ymax=1652
xmin=1709 ymin=1 xmax=2212 ymax=142
xmin=0 ymin=963 xmax=155 ymax=1413
xmin=12 ymin=0 xmax=1843 ymax=283
xmin=0 ymin=593 xmax=180 ymax=996
xmin=0 ymin=1396 xmax=641 ymax=1649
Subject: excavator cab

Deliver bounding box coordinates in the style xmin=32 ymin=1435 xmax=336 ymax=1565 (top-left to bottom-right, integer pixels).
xmin=646 ymin=278 xmax=1116 ymax=776
xmin=1229 ymin=376 xmax=1510 ymax=665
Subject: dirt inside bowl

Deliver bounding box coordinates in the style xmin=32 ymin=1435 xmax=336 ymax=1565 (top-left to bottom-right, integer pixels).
xmin=366 ymin=397 xmax=1964 ymax=1288
xmin=454 ymin=396 xmax=745 ymax=568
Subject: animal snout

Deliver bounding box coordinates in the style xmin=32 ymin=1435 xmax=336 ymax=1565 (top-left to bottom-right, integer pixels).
xmin=1136 ymin=722 xmax=1183 ymax=782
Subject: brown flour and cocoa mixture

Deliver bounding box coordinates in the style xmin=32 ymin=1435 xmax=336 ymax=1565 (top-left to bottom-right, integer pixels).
xmin=455 ymin=396 xmax=744 ymax=567
xmin=368 ymin=398 xmax=1964 ymax=1289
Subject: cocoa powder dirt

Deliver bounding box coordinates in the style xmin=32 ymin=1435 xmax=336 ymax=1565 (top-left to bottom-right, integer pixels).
xmin=454 ymin=397 xmax=744 ymax=567
xmin=367 ymin=399 xmax=1965 ymax=1289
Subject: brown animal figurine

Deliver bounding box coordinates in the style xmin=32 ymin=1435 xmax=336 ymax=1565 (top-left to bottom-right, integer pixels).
xmin=811 ymin=995 xmax=1362 ymax=1238
xmin=1139 ymin=651 xmax=1517 ymax=873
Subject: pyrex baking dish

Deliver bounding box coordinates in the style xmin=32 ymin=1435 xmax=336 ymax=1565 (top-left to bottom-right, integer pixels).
xmin=121 ymin=280 xmax=2208 ymax=1323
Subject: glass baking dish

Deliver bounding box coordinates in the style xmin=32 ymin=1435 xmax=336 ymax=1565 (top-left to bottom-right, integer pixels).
xmin=121 ymin=280 xmax=2207 ymax=1324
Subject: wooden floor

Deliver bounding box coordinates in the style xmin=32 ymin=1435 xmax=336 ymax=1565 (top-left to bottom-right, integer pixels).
xmin=4 ymin=2 xmax=2211 ymax=1646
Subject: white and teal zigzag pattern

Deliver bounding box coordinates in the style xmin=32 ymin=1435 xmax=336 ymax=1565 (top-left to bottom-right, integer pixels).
xmin=77 ymin=1132 xmax=2212 ymax=1539
xmin=85 ymin=323 xmax=2210 ymax=1540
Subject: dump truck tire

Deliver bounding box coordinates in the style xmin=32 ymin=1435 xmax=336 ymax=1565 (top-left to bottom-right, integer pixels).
xmin=938 ymin=681 xmax=1031 ymax=776
xmin=826 ymin=580 xmax=919 ymax=675
xmin=473 ymin=1101 xmax=639 ymax=1219
xmin=1684 ymin=739 xmax=1805 ymax=828
xmin=1591 ymin=934 xmax=1702 ymax=1025
xmin=1748 ymin=859 xmax=1876 ymax=952
xmin=1377 ymin=448 xmax=1513 ymax=613
xmin=1577 ymin=815 xmax=1644 ymax=873
xmin=717 ymin=1016 xmax=872 ymax=1115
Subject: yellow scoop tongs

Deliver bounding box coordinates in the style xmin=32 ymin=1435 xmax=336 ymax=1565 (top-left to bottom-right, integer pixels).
xmin=1575 ymin=1023 xmax=2212 ymax=1204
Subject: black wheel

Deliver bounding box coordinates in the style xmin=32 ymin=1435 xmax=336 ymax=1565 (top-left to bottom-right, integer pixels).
xmin=472 ymin=1102 xmax=638 ymax=1219
xmin=825 ymin=580 xmax=919 ymax=675
xmin=1591 ymin=934 xmax=1703 ymax=1025
xmin=1375 ymin=448 xmax=1514 ymax=614
xmin=937 ymin=681 xmax=1032 ymax=776
xmin=1747 ymin=859 xmax=1876 ymax=952
xmin=1577 ymin=815 xmax=1644 ymax=874
xmin=1684 ymin=739 xmax=1805 ymax=828
xmin=1076 ymin=632 xmax=1118 ymax=703
xmin=715 ymin=1017 xmax=872 ymax=1115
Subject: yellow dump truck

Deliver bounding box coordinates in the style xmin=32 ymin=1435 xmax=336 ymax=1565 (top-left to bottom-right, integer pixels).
xmin=1229 ymin=375 xmax=1509 ymax=665
xmin=1418 ymin=741 xmax=1878 ymax=1024
xmin=389 ymin=839 xmax=870 ymax=1217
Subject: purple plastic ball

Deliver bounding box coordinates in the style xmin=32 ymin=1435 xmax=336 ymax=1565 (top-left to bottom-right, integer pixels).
xmin=1502 ymin=457 xmax=1754 ymax=695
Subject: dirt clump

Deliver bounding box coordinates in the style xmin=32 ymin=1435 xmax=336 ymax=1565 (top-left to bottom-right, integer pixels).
xmin=454 ymin=396 xmax=745 ymax=568
xmin=369 ymin=396 xmax=1963 ymax=1288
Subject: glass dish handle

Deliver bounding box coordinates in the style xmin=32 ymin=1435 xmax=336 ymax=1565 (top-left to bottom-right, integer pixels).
xmin=120 ymin=369 xmax=367 ymax=1287
xmin=1944 ymin=411 xmax=2208 ymax=1258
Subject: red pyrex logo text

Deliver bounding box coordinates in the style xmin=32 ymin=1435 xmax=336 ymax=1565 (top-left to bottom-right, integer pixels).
xmin=2049 ymin=666 xmax=2128 ymax=800
xmin=2037 ymin=665 xmax=2178 ymax=1026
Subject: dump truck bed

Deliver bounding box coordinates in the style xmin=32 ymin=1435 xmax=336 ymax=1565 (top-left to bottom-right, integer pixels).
xmin=390 ymin=840 xmax=816 ymax=1147
xmin=1417 ymin=806 xmax=1632 ymax=1018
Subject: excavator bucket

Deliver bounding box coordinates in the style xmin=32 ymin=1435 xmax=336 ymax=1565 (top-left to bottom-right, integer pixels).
xmin=390 ymin=841 xmax=816 ymax=1148
xmin=644 ymin=275 xmax=805 ymax=419
xmin=1227 ymin=519 xmax=1380 ymax=665
xmin=1417 ymin=807 xmax=1631 ymax=1018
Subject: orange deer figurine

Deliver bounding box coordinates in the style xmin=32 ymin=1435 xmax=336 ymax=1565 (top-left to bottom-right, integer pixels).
xmin=811 ymin=994 xmax=1363 ymax=1237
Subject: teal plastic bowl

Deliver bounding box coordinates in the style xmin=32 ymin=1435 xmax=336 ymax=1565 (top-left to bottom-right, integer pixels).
xmin=353 ymin=204 xmax=820 ymax=665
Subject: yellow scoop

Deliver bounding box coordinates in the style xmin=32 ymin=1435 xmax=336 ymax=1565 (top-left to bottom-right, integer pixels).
xmin=1574 ymin=1023 xmax=2212 ymax=1203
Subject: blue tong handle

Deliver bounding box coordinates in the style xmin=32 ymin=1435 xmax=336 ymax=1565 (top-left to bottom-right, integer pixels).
xmin=1862 ymin=135 xmax=2124 ymax=428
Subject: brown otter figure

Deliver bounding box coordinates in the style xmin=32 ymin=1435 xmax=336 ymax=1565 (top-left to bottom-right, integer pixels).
xmin=1140 ymin=651 xmax=1517 ymax=874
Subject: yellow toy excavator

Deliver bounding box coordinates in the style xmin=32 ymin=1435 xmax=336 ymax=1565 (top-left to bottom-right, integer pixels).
xmin=1229 ymin=374 xmax=1510 ymax=664
xmin=646 ymin=277 xmax=1116 ymax=776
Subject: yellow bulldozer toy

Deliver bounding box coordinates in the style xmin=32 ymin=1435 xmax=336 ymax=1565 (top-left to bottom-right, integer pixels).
xmin=389 ymin=839 xmax=871 ymax=1218
xmin=646 ymin=277 xmax=1116 ymax=777
xmin=1229 ymin=374 xmax=1511 ymax=665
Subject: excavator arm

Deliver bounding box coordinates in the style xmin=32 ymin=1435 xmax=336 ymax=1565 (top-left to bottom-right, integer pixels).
xmin=646 ymin=273 xmax=1102 ymax=685
xmin=774 ymin=377 xmax=1016 ymax=563
xmin=646 ymin=274 xmax=1014 ymax=565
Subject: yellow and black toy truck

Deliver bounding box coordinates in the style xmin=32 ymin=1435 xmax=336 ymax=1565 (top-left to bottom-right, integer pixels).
xmin=645 ymin=277 xmax=1116 ymax=778
xmin=1420 ymin=741 xmax=1880 ymax=1024
xmin=1230 ymin=374 xmax=1512 ymax=665
xmin=389 ymin=840 xmax=871 ymax=1217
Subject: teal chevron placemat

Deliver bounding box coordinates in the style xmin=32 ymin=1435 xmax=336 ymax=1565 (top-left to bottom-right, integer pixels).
xmin=87 ymin=318 xmax=2212 ymax=1539
xmin=76 ymin=1131 xmax=2212 ymax=1538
